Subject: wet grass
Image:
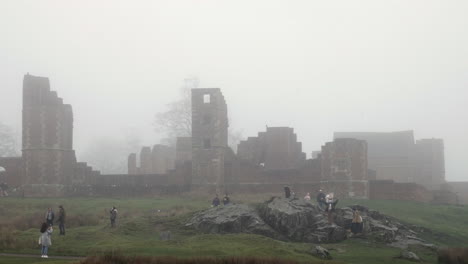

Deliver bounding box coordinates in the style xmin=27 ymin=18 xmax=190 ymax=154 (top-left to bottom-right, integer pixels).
xmin=0 ymin=195 xmax=466 ymax=263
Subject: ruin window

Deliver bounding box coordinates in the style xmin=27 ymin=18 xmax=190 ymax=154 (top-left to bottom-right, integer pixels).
xmin=203 ymin=115 xmax=212 ymax=125
xmin=203 ymin=139 xmax=211 ymax=149
xmin=203 ymin=94 xmax=211 ymax=104
xmin=335 ymin=159 xmax=347 ymax=170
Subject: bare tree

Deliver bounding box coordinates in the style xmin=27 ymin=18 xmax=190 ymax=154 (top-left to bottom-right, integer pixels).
xmin=153 ymin=78 xmax=198 ymax=145
xmin=0 ymin=122 xmax=19 ymax=157
xmin=153 ymin=78 xmax=244 ymax=150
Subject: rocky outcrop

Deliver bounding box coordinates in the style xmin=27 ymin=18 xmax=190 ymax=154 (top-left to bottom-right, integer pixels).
xmin=258 ymin=198 xmax=346 ymax=243
xmin=187 ymin=197 xmax=429 ymax=246
xmin=186 ymin=204 xmax=281 ymax=239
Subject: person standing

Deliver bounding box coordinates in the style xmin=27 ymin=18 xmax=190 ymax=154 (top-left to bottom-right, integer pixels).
xmin=212 ymin=195 xmax=220 ymax=207
xmin=316 ymin=189 xmax=326 ymax=210
xmin=304 ymin=192 xmax=311 ymax=201
xmin=57 ymin=205 xmax=66 ymax=235
xmin=39 ymin=223 xmax=53 ymax=258
xmin=45 ymin=208 xmax=55 ymax=226
xmin=284 ymin=186 xmax=291 ymax=198
xmin=109 ymin=206 xmax=118 ymax=228
xmin=223 ymin=194 xmax=230 ymax=205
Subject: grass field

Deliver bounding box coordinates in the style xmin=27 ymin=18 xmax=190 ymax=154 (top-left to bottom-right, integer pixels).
xmin=0 ymin=195 xmax=466 ymax=264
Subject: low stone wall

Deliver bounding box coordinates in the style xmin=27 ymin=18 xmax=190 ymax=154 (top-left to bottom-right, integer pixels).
xmin=369 ymin=180 xmax=433 ymax=202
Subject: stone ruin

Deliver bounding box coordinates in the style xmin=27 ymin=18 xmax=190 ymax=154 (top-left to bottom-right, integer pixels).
xmin=128 ymin=145 xmax=175 ymax=175
xmin=0 ymin=74 xmax=458 ymax=202
xmin=0 ymin=74 xmax=100 ymax=196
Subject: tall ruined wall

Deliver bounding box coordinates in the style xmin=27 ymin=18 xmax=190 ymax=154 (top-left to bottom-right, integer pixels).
xmin=334 ymin=131 xmax=415 ymax=183
xmin=151 ymin=144 xmax=175 ymax=174
xmin=128 ymin=145 xmax=175 ymax=175
xmin=176 ymin=137 xmax=192 ymax=165
xmin=320 ymin=138 xmax=368 ymax=198
xmin=22 ymin=74 xmax=76 ymax=186
xmin=237 ymin=127 xmax=306 ymax=170
xmin=191 ymin=88 xmax=228 ymax=188
xmin=414 ymin=138 xmax=445 ymax=189
xmin=334 ymin=131 xmax=446 ymax=190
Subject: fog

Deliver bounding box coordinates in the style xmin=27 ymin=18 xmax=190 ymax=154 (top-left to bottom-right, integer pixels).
xmin=1 ymin=1 xmax=467 ymax=180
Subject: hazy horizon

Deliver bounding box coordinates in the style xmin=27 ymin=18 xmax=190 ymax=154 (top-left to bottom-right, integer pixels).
xmin=1 ymin=0 xmax=467 ymax=180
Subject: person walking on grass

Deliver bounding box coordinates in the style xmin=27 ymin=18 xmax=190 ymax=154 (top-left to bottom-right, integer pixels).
xmin=57 ymin=205 xmax=66 ymax=235
xmin=45 ymin=208 xmax=55 ymax=226
xmin=110 ymin=206 xmax=118 ymax=228
xmin=39 ymin=223 xmax=53 ymax=258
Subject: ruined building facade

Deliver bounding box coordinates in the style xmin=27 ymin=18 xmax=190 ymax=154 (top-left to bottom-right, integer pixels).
xmin=128 ymin=145 xmax=175 ymax=175
xmin=320 ymin=138 xmax=369 ymax=198
xmin=237 ymin=127 xmax=306 ymax=170
xmin=334 ymin=131 xmax=445 ymax=190
xmin=1 ymin=74 xmax=457 ymax=202
xmin=22 ymin=74 xmax=76 ymax=186
xmin=191 ymin=89 xmax=228 ymax=188
xmin=0 ymin=74 xmax=99 ymax=196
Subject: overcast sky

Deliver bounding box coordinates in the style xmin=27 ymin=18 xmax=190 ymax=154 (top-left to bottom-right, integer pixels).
xmin=1 ymin=0 xmax=467 ymax=180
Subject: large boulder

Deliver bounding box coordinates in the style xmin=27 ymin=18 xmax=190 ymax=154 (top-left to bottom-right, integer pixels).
xmin=187 ymin=197 xmax=427 ymax=247
xmin=186 ymin=204 xmax=280 ymax=239
xmin=258 ymin=197 xmax=346 ymax=243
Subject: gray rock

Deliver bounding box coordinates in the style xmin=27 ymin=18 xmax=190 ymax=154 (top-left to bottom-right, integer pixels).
xmin=186 ymin=204 xmax=280 ymax=239
xmin=399 ymin=250 xmax=421 ymax=262
xmin=258 ymin=197 xmax=346 ymax=243
xmin=312 ymin=245 xmax=332 ymax=260
xmin=187 ymin=197 xmax=426 ymax=246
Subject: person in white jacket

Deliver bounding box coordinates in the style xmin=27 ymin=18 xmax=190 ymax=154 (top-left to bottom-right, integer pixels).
xmin=39 ymin=223 xmax=53 ymax=258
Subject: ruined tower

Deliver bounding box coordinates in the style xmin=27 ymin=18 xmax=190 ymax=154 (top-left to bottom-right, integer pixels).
xmin=22 ymin=74 xmax=76 ymax=187
xmin=191 ymin=88 xmax=228 ymax=189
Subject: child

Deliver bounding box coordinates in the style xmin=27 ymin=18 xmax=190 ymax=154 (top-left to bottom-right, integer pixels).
xmin=39 ymin=223 xmax=53 ymax=258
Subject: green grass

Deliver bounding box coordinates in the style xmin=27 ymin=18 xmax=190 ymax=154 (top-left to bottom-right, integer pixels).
xmin=0 ymin=256 xmax=76 ymax=264
xmin=1 ymin=195 xmax=466 ymax=264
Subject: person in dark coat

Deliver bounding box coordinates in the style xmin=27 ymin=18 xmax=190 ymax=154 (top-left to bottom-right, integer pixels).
xmin=316 ymin=189 xmax=326 ymax=210
xmin=223 ymin=194 xmax=230 ymax=205
xmin=284 ymin=186 xmax=291 ymax=198
xmin=109 ymin=206 xmax=118 ymax=228
xmin=57 ymin=205 xmax=66 ymax=235
xmin=45 ymin=208 xmax=55 ymax=226
xmin=212 ymin=195 xmax=220 ymax=207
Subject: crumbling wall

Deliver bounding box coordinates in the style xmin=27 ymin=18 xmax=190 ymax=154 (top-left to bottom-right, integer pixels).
xmin=176 ymin=137 xmax=192 ymax=165
xmin=320 ymin=138 xmax=369 ymax=198
xmin=237 ymin=127 xmax=306 ymax=170
xmin=369 ymin=180 xmax=433 ymax=202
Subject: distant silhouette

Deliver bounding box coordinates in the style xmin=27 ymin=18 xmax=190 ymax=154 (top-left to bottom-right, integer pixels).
xmin=110 ymin=206 xmax=118 ymax=228
xmin=212 ymin=195 xmax=220 ymax=207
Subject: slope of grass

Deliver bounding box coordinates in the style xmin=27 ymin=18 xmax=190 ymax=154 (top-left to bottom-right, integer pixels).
xmin=1 ymin=196 xmax=466 ymax=264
